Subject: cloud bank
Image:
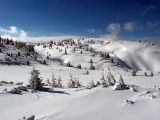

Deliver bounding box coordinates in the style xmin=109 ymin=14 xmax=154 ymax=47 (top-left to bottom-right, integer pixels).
xmin=0 ymin=26 xmax=27 ymax=41
xmin=0 ymin=26 xmax=80 ymax=42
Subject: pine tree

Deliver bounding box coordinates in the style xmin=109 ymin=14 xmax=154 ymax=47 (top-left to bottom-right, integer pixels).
xmin=89 ymin=62 xmax=95 ymax=70
xmin=68 ymin=73 xmax=75 ymax=88
xmin=106 ymin=68 xmax=116 ymax=85
xmin=57 ymin=76 xmax=62 ymax=87
xmin=73 ymin=47 xmax=75 ymax=53
xmin=100 ymin=73 xmax=107 ymax=87
xmin=131 ymin=69 xmax=137 ymax=76
xmin=18 ymin=51 xmax=20 ymax=57
xmin=113 ymin=75 xmax=126 ymax=90
xmin=150 ymin=71 xmax=153 ymax=77
xmin=144 ymin=71 xmax=147 ymax=76
xmin=51 ymin=73 xmax=57 ymax=87
xmin=29 ymin=66 xmax=43 ymax=91
xmin=27 ymin=60 xmax=30 ymax=65
xmin=65 ymin=48 xmax=67 ymax=55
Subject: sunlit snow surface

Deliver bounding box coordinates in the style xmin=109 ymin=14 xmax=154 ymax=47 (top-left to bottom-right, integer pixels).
xmin=0 ymin=39 xmax=160 ymax=120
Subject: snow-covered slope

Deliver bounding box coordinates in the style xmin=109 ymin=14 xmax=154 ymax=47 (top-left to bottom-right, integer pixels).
xmin=0 ymin=38 xmax=160 ymax=120
xmin=35 ymin=39 xmax=160 ymax=72
xmin=91 ymin=40 xmax=160 ymax=71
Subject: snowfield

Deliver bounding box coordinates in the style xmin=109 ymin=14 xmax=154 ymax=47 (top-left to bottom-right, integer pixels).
xmin=0 ymin=38 xmax=160 ymax=120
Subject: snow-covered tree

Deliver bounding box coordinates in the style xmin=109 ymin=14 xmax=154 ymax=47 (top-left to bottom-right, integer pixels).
xmin=51 ymin=73 xmax=57 ymax=87
xmin=106 ymin=68 xmax=116 ymax=85
xmin=89 ymin=81 xmax=96 ymax=88
xmin=65 ymin=48 xmax=67 ymax=55
xmin=150 ymin=71 xmax=153 ymax=77
xmin=68 ymin=79 xmax=75 ymax=88
xmin=68 ymin=73 xmax=76 ymax=88
xmin=89 ymin=62 xmax=95 ymax=70
xmin=144 ymin=71 xmax=147 ymax=76
xmin=29 ymin=66 xmax=43 ymax=91
xmin=131 ymin=69 xmax=137 ymax=76
xmin=100 ymin=73 xmax=108 ymax=87
xmin=57 ymin=75 xmax=62 ymax=87
xmin=73 ymin=47 xmax=75 ymax=53
xmin=113 ymin=75 xmax=126 ymax=90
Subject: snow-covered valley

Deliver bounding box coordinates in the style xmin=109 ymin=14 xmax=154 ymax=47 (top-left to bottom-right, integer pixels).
xmin=0 ymin=38 xmax=160 ymax=120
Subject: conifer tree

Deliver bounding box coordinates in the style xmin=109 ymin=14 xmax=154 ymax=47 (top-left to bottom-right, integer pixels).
xmin=29 ymin=66 xmax=43 ymax=91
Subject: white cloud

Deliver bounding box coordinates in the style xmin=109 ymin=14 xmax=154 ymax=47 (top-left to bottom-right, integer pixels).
xmin=0 ymin=26 xmax=81 ymax=42
xmin=124 ymin=21 xmax=136 ymax=32
xmin=101 ymin=23 xmax=121 ymax=41
xmin=19 ymin=30 xmax=27 ymax=38
xmin=0 ymin=26 xmax=27 ymax=41
xmin=9 ymin=26 xmax=18 ymax=34
xmin=106 ymin=23 xmax=121 ymax=34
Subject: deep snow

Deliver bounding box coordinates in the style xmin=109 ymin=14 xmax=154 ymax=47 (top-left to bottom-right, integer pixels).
xmin=0 ymin=38 xmax=160 ymax=120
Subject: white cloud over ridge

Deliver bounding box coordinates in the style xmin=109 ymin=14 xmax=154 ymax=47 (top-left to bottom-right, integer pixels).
xmin=101 ymin=23 xmax=121 ymax=41
xmin=124 ymin=21 xmax=136 ymax=32
xmin=0 ymin=26 xmax=27 ymax=41
xmin=9 ymin=26 xmax=18 ymax=34
xmin=107 ymin=23 xmax=121 ymax=34
xmin=0 ymin=26 xmax=80 ymax=42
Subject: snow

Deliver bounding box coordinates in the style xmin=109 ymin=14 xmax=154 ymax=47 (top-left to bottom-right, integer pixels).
xmin=0 ymin=38 xmax=160 ymax=120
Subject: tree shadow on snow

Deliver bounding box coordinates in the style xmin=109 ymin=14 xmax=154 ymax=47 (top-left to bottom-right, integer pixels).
xmin=37 ymin=87 xmax=70 ymax=95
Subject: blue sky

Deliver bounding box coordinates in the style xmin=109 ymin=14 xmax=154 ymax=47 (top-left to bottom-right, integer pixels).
xmin=0 ymin=0 xmax=160 ymax=41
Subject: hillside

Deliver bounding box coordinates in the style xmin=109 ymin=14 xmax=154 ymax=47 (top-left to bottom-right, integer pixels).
xmin=0 ymin=38 xmax=160 ymax=120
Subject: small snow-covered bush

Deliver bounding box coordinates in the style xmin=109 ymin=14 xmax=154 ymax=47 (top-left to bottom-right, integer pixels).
xmin=89 ymin=59 xmax=93 ymax=64
xmin=48 ymin=74 xmax=62 ymax=88
xmin=76 ymin=64 xmax=82 ymax=69
xmin=86 ymin=71 xmax=89 ymax=75
xmin=123 ymin=99 xmax=134 ymax=105
xmin=66 ymin=62 xmax=71 ymax=67
xmin=8 ymin=88 xmax=22 ymax=94
xmin=68 ymin=79 xmax=75 ymax=88
xmin=68 ymin=74 xmax=81 ymax=88
xmin=89 ymin=81 xmax=96 ymax=88
xmin=75 ymin=79 xmax=81 ymax=87
xmin=113 ymin=75 xmax=128 ymax=90
xmin=46 ymin=55 xmax=49 ymax=59
xmin=16 ymin=82 xmax=23 ymax=86
xmin=43 ymin=60 xmax=47 ymax=65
